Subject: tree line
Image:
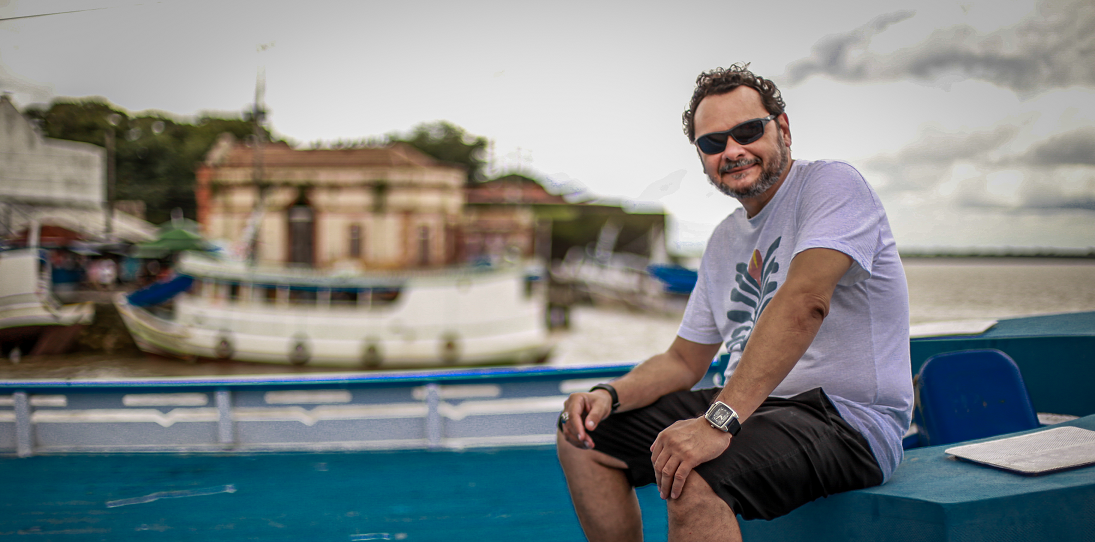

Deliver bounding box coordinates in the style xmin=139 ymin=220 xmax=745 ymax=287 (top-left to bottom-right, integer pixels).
xmin=24 ymin=99 xmax=489 ymax=225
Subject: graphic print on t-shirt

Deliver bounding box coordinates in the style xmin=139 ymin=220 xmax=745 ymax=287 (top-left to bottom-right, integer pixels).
xmin=725 ymin=236 xmax=781 ymax=352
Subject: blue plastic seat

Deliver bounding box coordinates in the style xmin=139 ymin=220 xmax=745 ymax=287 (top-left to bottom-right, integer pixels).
xmin=913 ymin=349 xmax=1040 ymax=447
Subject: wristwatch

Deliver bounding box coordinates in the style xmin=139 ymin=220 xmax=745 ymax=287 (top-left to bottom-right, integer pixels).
xmin=704 ymin=401 xmax=741 ymax=436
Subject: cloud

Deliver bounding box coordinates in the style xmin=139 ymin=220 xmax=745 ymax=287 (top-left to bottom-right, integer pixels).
xmin=1025 ymin=128 xmax=1095 ymax=166
xmin=783 ymin=10 xmax=916 ymax=85
xmin=892 ymin=125 xmax=1018 ymax=166
xmin=1016 ymin=168 xmax=1095 ymax=211
xmin=867 ymin=123 xmax=1095 ymax=212
xmin=1023 ymin=195 xmax=1095 ymax=211
xmin=783 ymin=0 xmax=1095 ymax=95
xmin=867 ymin=125 xmax=1018 ymax=191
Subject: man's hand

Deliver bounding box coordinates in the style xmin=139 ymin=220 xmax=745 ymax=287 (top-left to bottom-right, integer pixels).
xmin=650 ymin=417 xmax=732 ymax=500
xmin=558 ymin=389 xmax=614 ymax=450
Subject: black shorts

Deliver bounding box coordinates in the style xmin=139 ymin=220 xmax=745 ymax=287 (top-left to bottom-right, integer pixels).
xmin=588 ymin=387 xmax=883 ymax=521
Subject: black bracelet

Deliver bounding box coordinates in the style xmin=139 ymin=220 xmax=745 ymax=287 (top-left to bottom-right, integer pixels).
xmin=590 ymin=384 xmax=620 ymax=413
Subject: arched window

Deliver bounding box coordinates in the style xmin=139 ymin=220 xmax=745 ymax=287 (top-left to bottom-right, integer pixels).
xmin=288 ymin=202 xmax=314 ymax=267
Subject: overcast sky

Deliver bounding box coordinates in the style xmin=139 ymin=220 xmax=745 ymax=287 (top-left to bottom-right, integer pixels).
xmin=2 ymin=0 xmax=1093 ymax=255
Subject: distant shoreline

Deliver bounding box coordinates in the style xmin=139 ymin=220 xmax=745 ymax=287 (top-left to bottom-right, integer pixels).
xmin=899 ymin=251 xmax=1095 ymax=259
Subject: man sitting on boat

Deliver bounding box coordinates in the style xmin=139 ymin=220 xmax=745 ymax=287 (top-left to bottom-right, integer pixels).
xmin=556 ymin=63 xmax=913 ymax=541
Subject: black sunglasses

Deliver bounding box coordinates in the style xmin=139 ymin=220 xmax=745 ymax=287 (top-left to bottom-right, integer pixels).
xmin=695 ymin=115 xmax=778 ymax=154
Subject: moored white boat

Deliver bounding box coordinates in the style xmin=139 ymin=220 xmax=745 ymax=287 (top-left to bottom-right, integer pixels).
xmin=114 ymin=254 xmax=553 ymax=368
xmin=0 ymin=248 xmax=94 ymax=356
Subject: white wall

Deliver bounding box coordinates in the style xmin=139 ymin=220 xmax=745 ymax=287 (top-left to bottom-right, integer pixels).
xmin=0 ymin=96 xmax=105 ymax=210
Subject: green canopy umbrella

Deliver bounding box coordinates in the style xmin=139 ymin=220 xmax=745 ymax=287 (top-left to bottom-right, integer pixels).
xmin=131 ymin=228 xmax=215 ymax=259
xmin=157 ymin=218 xmax=202 ymax=235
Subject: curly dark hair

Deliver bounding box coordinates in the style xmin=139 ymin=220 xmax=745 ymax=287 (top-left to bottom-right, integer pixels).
xmin=682 ymin=62 xmax=786 ymax=143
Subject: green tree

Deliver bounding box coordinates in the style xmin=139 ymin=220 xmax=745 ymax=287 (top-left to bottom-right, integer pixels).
xmin=388 ymin=121 xmax=488 ymax=184
xmin=23 ymin=99 xmax=262 ymax=224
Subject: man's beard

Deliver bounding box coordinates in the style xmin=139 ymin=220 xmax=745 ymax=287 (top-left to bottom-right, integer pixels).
xmin=707 ymin=135 xmax=789 ymax=199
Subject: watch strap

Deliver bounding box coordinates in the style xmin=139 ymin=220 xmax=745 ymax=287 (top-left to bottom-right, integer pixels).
xmin=725 ymin=415 xmax=741 ymax=436
xmin=590 ymin=384 xmax=620 ymax=413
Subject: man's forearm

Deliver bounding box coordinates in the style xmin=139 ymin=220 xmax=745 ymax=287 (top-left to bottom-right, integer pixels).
xmin=611 ymin=337 xmax=721 ymax=413
xmin=715 ymin=288 xmax=826 ymax=422
xmin=715 ymin=248 xmax=852 ymax=422
xmin=557 ymin=336 xmax=718 ymax=450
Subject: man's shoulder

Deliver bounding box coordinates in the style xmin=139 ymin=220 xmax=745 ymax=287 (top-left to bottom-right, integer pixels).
xmin=790 ymin=159 xmax=876 ymax=200
xmin=793 ymin=159 xmax=864 ymax=181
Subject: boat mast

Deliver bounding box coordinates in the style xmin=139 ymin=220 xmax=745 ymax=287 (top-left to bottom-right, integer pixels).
xmin=245 ymin=70 xmax=267 ymax=266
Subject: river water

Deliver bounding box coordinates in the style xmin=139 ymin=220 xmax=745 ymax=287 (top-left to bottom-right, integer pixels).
xmin=2 ymin=258 xmax=1093 ymax=378
xmin=554 ymin=257 xmax=1095 ymax=365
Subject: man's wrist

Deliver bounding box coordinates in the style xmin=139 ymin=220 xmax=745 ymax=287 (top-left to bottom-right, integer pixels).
xmin=698 ymin=416 xmax=733 ymax=437
xmin=590 ymin=384 xmax=620 ymax=413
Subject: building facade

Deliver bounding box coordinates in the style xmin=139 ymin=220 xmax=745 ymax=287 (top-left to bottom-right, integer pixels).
xmin=0 ymin=94 xmax=152 ymax=242
xmin=462 ymin=174 xmax=568 ymax=265
xmin=196 ymin=136 xmax=466 ymax=270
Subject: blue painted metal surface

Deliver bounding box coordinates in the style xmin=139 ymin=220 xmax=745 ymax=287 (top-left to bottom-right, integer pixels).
xmin=739 ymin=414 xmax=1095 ymax=541
xmin=0 ymin=446 xmax=670 ymax=541
xmin=911 ymin=311 xmax=1095 ymax=417
xmin=4 ymin=419 xmax=1094 ymax=541
xmin=1 ymin=362 xmax=677 ymax=456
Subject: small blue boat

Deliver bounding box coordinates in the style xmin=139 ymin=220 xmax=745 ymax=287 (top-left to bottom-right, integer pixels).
xmin=646 ymin=263 xmax=699 ymax=294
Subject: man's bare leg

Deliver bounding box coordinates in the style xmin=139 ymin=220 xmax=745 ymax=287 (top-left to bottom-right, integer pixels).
xmin=556 ymin=432 xmax=644 ymax=542
xmin=666 ymin=470 xmax=740 ymax=542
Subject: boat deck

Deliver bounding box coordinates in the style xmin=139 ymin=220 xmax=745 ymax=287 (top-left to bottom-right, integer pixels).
xmin=4 ymin=311 xmax=1094 ymax=540
xmin=0 ymin=446 xmax=624 ymax=541
xmin=741 ymin=413 xmax=1095 ymax=541
xmin=4 ymin=415 xmax=1094 ymax=541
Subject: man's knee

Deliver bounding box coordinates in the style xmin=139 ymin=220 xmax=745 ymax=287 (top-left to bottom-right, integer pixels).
xmin=667 ymin=470 xmax=731 ymax=526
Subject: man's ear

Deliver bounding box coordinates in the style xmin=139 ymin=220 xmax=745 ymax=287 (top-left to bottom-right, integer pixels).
xmin=778 ymin=113 xmax=791 ymax=148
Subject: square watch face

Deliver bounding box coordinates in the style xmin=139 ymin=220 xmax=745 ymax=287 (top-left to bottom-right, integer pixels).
xmin=711 ymin=406 xmax=730 ymax=425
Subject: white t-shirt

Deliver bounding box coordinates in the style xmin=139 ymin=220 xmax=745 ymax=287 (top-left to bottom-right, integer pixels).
xmin=678 ymin=159 xmax=913 ymax=480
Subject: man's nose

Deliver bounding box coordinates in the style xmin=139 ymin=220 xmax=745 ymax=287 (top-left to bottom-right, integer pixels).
xmin=718 ymin=141 xmax=749 ymax=164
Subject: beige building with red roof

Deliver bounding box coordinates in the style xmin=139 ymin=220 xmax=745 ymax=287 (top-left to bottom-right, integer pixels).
xmin=462 ymin=174 xmax=569 ymax=264
xmin=196 ymin=135 xmax=466 ymax=269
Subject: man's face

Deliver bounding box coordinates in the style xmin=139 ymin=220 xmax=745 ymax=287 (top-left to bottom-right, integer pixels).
xmin=693 ymin=87 xmax=791 ymax=203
